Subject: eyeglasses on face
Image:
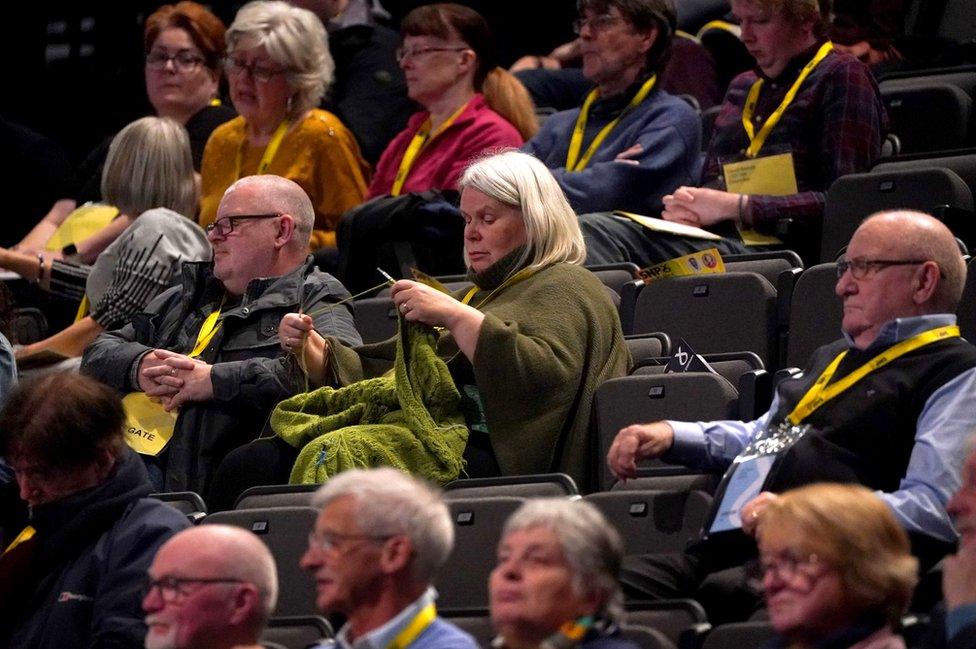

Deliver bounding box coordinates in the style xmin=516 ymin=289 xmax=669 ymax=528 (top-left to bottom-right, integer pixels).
xmin=753 ymin=550 xmax=824 ymax=584
xmin=572 ymin=13 xmax=623 ymax=34
xmin=224 ymin=56 xmax=288 ymax=83
xmin=395 ymin=46 xmax=469 ymax=64
xmin=143 ymin=576 xmax=244 ymax=603
xmin=206 ymin=213 xmax=281 ymax=237
xmin=307 ymin=530 xmax=394 ymax=552
xmin=146 ymin=50 xmax=206 ymax=72
xmin=835 ymin=257 xmax=930 ymax=280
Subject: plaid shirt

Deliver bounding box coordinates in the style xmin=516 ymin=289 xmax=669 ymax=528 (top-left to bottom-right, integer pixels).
xmin=702 ymin=42 xmax=887 ymax=232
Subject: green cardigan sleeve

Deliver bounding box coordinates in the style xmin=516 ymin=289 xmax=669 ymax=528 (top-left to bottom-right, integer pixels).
xmin=470 ymin=264 xmax=629 ymax=481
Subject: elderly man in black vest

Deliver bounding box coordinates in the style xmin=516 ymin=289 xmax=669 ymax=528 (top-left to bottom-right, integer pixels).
xmin=608 ymin=210 xmax=976 ymax=619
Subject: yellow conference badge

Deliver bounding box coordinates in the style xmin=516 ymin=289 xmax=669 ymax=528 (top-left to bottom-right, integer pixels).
xmin=722 ymin=152 xmax=798 ymax=246
xmin=122 ymin=392 xmax=178 ymax=456
xmin=638 ymin=248 xmax=726 ymax=284
xmin=44 ymin=203 xmax=120 ymax=251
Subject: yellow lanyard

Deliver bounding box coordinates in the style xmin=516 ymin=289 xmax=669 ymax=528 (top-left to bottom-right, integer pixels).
xmin=235 ymin=119 xmax=290 ymax=178
xmin=460 ymin=266 xmax=538 ymax=308
xmin=787 ymin=325 xmax=959 ymax=425
xmin=566 ymin=75 xmax=657 ymax=172
xmin=188 ymin=304 xmax=224 ymax=358
xmin=387 ymin=602 xmax=436 ymax=649
xmin=1 ymin=525 xmax=35 ymax=557
xmin=741 ymin=41 xmax=833 ymax=159
xmin=391 ymin=101 xmax=471 ymax=196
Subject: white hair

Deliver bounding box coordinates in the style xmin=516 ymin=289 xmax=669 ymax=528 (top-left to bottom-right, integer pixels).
xmin=459 ymin=150 xmax=586 ymax=274
xmin=311 ymin=468 xmax=454 ymax=584
xmin=227 ymin=1 xmax=334 ymax=117
xmin=502 ymin=498 xmax=625 ymax=623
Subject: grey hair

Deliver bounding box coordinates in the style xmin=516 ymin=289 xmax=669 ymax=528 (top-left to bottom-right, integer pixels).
xmin=459 ymin=149 xmax=586 ymax=274
xmin=101 ymin=116 xmax=197 ymax=219
xmin=227 ymin=1 xmax=334 ymax=118
xmin=502 ymin=498 xmax=625 ymax=624
xmin=311 ymin=468 xmax=454 ymax=584
xmin=223 ymin=175 xmax=314 ymax=245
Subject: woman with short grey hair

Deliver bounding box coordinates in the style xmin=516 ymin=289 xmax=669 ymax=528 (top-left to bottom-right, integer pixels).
xmin=489 ymin=498 xmax=639 ymax=648
xmin=199 ymin=0 xmax=370 ymax=251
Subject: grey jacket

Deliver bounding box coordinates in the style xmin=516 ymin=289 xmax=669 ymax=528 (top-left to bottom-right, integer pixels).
xmin=81 ymin=258 xmax=361 ymax=496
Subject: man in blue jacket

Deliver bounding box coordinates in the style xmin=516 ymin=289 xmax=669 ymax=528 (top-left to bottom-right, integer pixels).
xmin=523 ymin=0 xmax=700 ymax=218
xmin=0 ymin=372 xmax=189 ymax=649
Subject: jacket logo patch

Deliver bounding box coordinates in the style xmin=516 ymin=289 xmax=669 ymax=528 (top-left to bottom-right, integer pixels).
xmin=58 ymin=591 xmax=94 ymax=603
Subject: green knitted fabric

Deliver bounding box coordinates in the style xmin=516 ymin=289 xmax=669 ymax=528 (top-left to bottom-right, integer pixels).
xmin=271 ymin=320 xmax=468 ymax=485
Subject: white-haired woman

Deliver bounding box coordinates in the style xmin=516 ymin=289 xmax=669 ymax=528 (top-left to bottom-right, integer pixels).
xmin=0 ymin=117 xmax=210 ymax=362
xmin=199 ymin=0 xmax=370 ymax=250
xmin=279 ymin=149 xmax=628 ymax=486
xmin=489 ymin=498 xmax=640 ymax=648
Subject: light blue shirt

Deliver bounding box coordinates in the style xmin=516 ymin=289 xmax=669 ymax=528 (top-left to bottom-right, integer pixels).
xmin=316 ymin=587 xmax=438 ymax=649
xmin=666 ymin=314 xmax=976 ymax=542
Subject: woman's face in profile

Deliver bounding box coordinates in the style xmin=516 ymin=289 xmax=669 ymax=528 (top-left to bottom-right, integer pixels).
xmin=489 ymin=526 xmax=597 ymax=645
xmin=398 ymin=34 xmax=472 ymax=105
xmin=759 ymin=535 xmax=852 ymax=642
xmin=461 ymin=188 xmax=528 ymax=274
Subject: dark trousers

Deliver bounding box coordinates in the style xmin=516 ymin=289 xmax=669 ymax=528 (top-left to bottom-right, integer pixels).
xmin=207 ymin=436 xmax=299 ymax=512
xmin=620 ymin=531 xmax=764 ymax=624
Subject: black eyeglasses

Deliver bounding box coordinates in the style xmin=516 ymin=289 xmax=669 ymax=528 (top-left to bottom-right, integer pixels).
xmin=836 ymin=258 xmax=930 ymax=280
xmin=307 ymin=530 xmax=394 ymax=552
xmin=395 ymin=46 xmax=469 ymax=64
xmin=146 ymin=50 xmax=206 ymax=72
xmin=572 ymin=14 xmax=623 ymax=34
xmin=224 ymin=56 xmax=288 ymax=83
xmin=206 ymin=213 xmax=281 ymax=237
xmin=143 ymin=576 xmax=244 ymax=603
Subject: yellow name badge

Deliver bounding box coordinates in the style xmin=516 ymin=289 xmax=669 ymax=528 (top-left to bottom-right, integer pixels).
xmin=122 ymin=392 xmax=178 ymax=456
xmin=637 ymin=247 xmax=726 ymax=284
xmin=722 ymin=152 xmax=799 ymax=246
xmin=45 ymin=203 xmax=120 ymax=251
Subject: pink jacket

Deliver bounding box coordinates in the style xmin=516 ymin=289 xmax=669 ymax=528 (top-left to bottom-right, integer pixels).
xmin=368 ymin=93 xmax=523 ymax=198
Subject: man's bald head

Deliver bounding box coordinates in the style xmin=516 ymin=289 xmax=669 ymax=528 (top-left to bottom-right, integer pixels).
xmin=223 ymin=175 xmax=314 ymax=247
xmin=144 ymin=525 xmax=278 ymax=649
xmin=837 ymin=210 xmax=967 ymax=349
xmin=856 ymin=210 xmax=966 ymax=312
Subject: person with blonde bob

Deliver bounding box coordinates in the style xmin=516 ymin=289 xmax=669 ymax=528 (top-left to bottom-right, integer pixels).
xmin=756 ymin=483 xmax=918 ymax=649
xmin=490 ymin=498 xmax=640 ymax=648
xmin=199 ymin=0 xmax=370 ymax=249
xmin=279 ymin=149 xmax=629 ymax=487
xmin=0 ymin=117 xmax=210 ymax=363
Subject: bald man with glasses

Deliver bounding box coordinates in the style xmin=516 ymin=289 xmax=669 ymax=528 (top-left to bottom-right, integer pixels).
xmin=82 ymin=175 xmax=361 ymax=502
xmin=143 ymin=525 xmax=278 ymax=649
xmin=608 ymin=210 xmax=976 ymax=610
